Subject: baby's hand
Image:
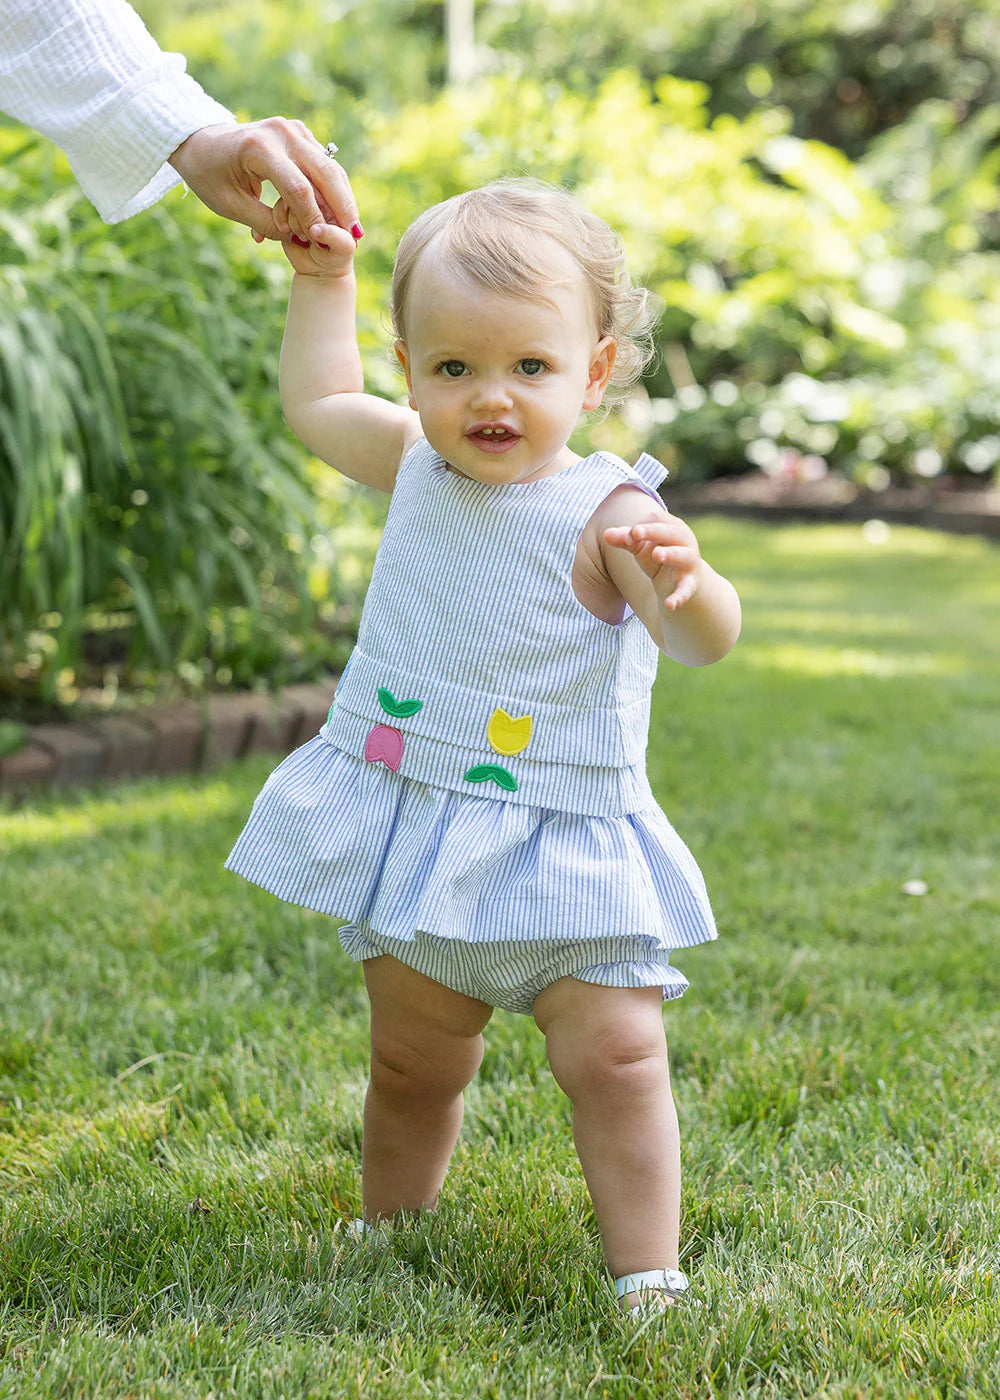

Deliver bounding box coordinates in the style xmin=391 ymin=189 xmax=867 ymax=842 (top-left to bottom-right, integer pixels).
xmin=271 ymin=196 xmax=358 ymax=277
xmin=603 ymin=513 xmax=703 ymax=612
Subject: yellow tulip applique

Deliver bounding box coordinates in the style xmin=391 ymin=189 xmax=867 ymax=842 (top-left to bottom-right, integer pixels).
xmin=487 ymin=707 xmax=533 ymax=756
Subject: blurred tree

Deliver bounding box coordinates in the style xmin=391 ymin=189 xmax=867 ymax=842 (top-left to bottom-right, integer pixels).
xmin=131 ymin=0 xmax=1000 ymax=164
xmin=135 ymin=0 xmax=448 ymax=120
xmin=480 ymin=0 xmax=1000 ymax=159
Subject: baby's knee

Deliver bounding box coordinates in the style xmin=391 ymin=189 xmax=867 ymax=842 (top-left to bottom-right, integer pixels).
xmin=370 ymin=1030 xmax=482 ymax=1104
xmin=548 ymin=1022 xmax=668 ymax=1104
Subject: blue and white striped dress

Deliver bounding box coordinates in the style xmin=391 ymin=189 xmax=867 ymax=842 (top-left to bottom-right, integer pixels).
xmin=226 ymin=439 xmax=718 ymax=1010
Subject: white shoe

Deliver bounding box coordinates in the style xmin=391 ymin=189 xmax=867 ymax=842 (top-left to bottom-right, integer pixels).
xmin=614 ymin=1267 xmax=692 ymax=1315
xmin=336 ymin=1217 xmax=389 ymax=1244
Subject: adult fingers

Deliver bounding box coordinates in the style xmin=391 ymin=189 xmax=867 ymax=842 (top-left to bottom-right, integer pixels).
xmin=298 ymin=155 xmax=362 ymax=243
xmin=233 ymin=120 xmax=362 ymax=244
xmin=259 ymin=119 xmax=362 ymax=241
xmin=241 ymin=181 xmax=340 ymax=245
xmin=264 ymin=157 xmax=360 ymax=243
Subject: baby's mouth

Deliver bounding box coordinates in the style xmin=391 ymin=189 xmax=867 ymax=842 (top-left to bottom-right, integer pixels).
xmin=467 ymin=424 xmax=521 ymax=452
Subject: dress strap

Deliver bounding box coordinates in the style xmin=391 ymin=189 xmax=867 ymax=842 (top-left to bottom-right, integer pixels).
xmin=632 ymin=451 xmax=669 ymax=490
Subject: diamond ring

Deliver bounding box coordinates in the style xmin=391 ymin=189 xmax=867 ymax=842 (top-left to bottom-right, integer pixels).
xmin=324 ymin=142 xmax=339 ymax=159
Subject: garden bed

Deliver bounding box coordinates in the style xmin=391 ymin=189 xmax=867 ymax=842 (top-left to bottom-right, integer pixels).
xmin=666 ymin=471 xmax=1000 ymax=538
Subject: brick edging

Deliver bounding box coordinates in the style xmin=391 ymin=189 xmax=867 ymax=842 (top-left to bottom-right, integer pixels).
xmin=0 ymin=679 xmax=338 ymax=799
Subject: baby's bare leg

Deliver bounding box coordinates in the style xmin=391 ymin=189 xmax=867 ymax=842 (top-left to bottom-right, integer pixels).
xmin=533 ymin=979 xmax=680 ymax=1304
xmin=361 ymin=954 xmax=493 ymax=1219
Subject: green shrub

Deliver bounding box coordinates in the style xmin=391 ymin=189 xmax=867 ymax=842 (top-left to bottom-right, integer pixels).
xmin=638 ymin=98 xmax=1000 ymax=481
xmin=0 ymin=136 xmax=326 ymax=707
xmin=141 ymin=0 xmax=445 ymax=120
xmin=0 ymin=720 xmax=26 ymax=757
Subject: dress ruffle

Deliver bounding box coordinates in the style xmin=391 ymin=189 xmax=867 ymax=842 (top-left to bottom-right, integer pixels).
xmin=225 ymin=736 xmax=718 ymax=954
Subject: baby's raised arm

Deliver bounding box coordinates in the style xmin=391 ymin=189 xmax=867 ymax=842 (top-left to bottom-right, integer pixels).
xmin=277 ymin=215 xmax=421 ymax=494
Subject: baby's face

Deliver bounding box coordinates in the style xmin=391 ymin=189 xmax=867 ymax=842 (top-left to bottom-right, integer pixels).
xmin=395 ymin=240 xmax=615 ymax=486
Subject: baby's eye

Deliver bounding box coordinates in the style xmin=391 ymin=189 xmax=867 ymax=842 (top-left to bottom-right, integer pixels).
xmin=519 ymin=358 xmax=546 ymax=376
xmin=438 ymin=360 xmax=468 ymax=378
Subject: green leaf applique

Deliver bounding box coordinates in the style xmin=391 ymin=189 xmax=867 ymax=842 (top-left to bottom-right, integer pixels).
xmin=377 ymin=687 xmax=423 ymax=719
xmin=463 ymin=763 xmax=518 ymax=792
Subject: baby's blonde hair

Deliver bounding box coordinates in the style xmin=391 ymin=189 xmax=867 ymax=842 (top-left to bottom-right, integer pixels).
xmin=390 ymin=178 xmax=656 ymax=396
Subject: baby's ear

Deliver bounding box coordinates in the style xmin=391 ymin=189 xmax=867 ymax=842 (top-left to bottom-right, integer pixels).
xmin=394 ymin=339 xmax=418 ymax=411
xmin=583 ymin=337 xmax=617 ymax=411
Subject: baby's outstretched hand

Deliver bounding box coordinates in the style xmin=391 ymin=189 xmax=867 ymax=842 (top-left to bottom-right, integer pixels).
xmin=271 ymin=196 xmax=358 ymax=277
xmin=603 ymin=513 xmax=702 ymax=612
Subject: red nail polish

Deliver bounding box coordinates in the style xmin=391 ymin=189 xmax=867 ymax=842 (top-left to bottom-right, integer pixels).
xmin=351 ymin=222 xmax=364 ymax=241
xmin=290 ymin=234 xmax=310 ymax=247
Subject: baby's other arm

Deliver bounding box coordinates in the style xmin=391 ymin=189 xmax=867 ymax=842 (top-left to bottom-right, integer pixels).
xmin=278 ymin=224 xmax=421 ymax=494
xmin=598 ymin=486 xmax=741 ymax=666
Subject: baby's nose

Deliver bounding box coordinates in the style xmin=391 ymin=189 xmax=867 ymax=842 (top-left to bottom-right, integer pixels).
xmin=470 ymin=377 xmax=514 ymax=410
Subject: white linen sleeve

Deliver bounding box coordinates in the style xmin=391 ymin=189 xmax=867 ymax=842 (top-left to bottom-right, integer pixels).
xmin=0 ymin=0 xmax=236 ymax=222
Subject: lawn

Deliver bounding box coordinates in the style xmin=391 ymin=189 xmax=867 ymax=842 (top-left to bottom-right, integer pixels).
xmin=1 ymin=517 xmax=998 ymax=1399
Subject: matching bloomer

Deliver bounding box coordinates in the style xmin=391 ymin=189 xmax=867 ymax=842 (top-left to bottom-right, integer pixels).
xmin=225 ymin=439 xmax=718 ymax=1012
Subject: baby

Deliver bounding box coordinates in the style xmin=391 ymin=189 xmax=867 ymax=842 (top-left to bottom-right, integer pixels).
xmin=227 ymin=176 xmax=741 ymax=1313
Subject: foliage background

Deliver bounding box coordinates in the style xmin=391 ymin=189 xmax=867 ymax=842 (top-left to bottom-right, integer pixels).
xmin=1 ymin=0 xmax=999 ymax=709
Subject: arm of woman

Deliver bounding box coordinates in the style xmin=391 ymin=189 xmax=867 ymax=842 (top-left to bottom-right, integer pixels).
xmin=0 ymin=0 xmax=357 ymax=239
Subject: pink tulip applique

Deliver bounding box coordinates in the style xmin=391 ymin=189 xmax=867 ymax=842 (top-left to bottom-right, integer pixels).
xmin=364 ymin=724 xmax=404 ymax=771
xmin=363 ymin=686 xmax=423 ymax=772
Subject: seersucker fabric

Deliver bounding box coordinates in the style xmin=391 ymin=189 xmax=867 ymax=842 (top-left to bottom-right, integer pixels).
xmin=323 ymin=437 xmax=667 ymax=813
xmin=225 ymin=440 xmax=718 ymax=1005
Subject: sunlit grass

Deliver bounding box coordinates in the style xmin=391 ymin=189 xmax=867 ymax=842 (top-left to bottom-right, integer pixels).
xmin=742 ymin=642 xmax=963 ymax=677
xmin=0 ymin=778 xmax=241 ymax=850
xmin=750 ymin=608 xmax=923 ymax=637
xmin=2 ymin=517 xmax=999 ymax=1398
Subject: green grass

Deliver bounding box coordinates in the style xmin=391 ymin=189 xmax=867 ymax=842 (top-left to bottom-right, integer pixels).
xmin=1 ymin=517 xmax=999 ymax=1399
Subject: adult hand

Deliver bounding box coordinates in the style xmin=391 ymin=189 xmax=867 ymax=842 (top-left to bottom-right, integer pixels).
xmin=168 ymin=118 xmax=362 ymax=244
